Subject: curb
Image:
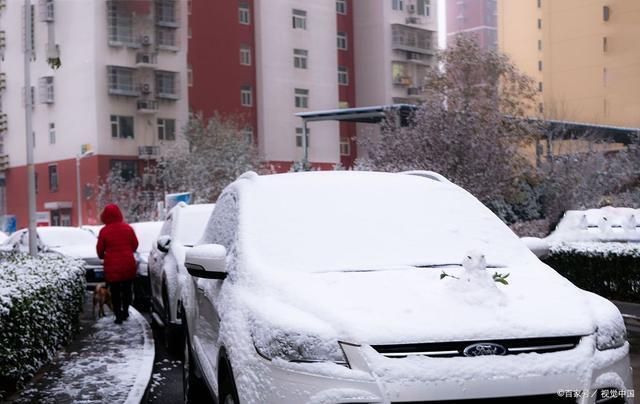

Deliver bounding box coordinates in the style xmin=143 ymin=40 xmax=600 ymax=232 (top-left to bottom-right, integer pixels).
xmin=124 ymin=307 xmax=156 ymax=404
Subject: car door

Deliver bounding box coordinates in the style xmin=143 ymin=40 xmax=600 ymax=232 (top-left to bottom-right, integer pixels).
xmin=191 ymin=194 xmax=237 ymax=396
xmin=149 ymin=215 xmax=173 ymax=310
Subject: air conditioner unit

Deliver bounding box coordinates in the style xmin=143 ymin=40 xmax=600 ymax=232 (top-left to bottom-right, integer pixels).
xmin=142 ymin=35 xmax=151 ymax=46
xmin=141 ymin=83 xmax=151 ymax=94
xmin=408 ymin=4 xmax=416 ymax=13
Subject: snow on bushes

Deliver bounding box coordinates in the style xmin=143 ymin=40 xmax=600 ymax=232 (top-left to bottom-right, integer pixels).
xmin=544 ymin=242 xmax=640 ymax=303
xmin=0 ymin=252 xmax=85 ymax=397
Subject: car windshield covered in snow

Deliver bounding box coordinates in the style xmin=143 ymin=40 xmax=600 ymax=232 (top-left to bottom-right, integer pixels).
xmin=131 ymin=221 xmax=163 ymax=254
xmin=174 ymin=205 xmax=214 ymax=246
xmin=37 ymin=227 xmax=97 ymax=247
xmin=236 ymin=171 xmax=533 ymax=274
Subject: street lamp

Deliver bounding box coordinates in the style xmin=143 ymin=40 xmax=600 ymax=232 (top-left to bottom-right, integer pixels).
xmin=76 ymin=151 xmax=94 ymax=226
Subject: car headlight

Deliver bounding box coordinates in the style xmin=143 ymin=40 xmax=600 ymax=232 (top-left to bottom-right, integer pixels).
xmin=596 ymin=326 xmax=627 ymax=351
xmin=253 ymin=330 xmax=348 ymax=366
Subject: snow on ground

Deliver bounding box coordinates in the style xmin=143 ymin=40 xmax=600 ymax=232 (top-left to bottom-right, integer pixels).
xmin=9 ymin=307 xmax=154 ymax=404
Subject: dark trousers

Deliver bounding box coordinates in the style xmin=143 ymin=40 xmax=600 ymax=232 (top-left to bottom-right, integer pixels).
xmin=109 ymin=280 xmax=132 ymax=320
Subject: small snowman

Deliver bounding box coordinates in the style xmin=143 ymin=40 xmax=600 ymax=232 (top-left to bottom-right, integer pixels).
xmin=461 ymin=251 xmax=496 ymax=289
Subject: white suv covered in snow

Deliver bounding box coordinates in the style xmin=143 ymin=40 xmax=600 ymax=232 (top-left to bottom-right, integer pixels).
xmin=181 ymin=171 xmax=633 ymax=404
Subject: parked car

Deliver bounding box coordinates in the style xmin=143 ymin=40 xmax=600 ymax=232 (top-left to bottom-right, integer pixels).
xmin=81 ymin=225 xmax=104 ymax=237
xmin=0 ymin=231 xmax=7 ymax=244
xmin=130 ymin=221 xmax=164 ymax=311
xmin=148 ymin=202 xmax=215 ymax=352
xmin=0 ymin=226 xmax=104 ymax=287
xmin=522 ymin=206 xmax=640 ymax=258
xmin=182 ymin=171 xmax=632 ymax=403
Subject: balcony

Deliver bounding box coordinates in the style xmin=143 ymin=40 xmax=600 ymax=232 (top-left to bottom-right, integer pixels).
xmin=405 ymin=16 xmax=422 ymax=25
xmin=393 ymin=74 xmax=413 ymax=86
xmin=138 ymin=145 xmax=160 ymax=160
xmin=0 ymin=113 xmax=7 ymax=132
xmin=0 ymin=73 xmax=5 ymax=91
xmin=392 ymin=24 xmax=435 ymax=55
xmin=137 ymin=99 xmax=159 ymax=114
xmin=135 ymin=52 xmax=157 ymax=68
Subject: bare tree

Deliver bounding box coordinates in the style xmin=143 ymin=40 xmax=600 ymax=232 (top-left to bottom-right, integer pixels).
xmin=159 ymin=113 xmax=268 ymax=203
xmin=357 ymin=36 xmax=543 ymax=221
xmin=97 ymin=166 xmax=161 ymax=223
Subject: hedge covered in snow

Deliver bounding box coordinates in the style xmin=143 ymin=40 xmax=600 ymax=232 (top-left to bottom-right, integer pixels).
xmin=0 ymin=252 xmax=85 ymax=398
xmin=544 ymin=242 xmax=640 ymax=303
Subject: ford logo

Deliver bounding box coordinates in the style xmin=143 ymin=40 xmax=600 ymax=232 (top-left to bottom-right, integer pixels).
xmin=463 ymin=342 xmax=507 ymax=357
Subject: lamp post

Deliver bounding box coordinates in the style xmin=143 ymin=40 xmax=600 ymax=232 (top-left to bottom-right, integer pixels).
xmin=76 ymin=151 xmax=94 ymax=226
xmin=24 ymin=0 xmax=37 ymax=256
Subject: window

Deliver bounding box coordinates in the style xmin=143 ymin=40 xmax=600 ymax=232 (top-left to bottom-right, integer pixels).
xmin=107 ymin=66 xmax=137 ymax=96
xmin=157 ymin=27 xmax=176 ymax=48
xmin=338 ymin=66 xmax=348 ymax=86
xmin=240 ymin=45 xmax=251 ymax=65
xmin=292 ymin=9 xmax=307 ymax=29
xmin=48 ymin=123 xmax=55 ymax=144
xmin=110 ymin=115 xmax=135 ymax=139
xmin=48 ymin=164 xmax=58 ymax=192
xmin=538 ymin=39 xmax=542 ymax=50
xmin=35 ymin=173 xmax=38 ymax=194
xmin=293 ymin=49 xmax=308 ymax=69
xmin=243 ymin=127 xmax=253 ymax=144
xmin=107 ymin=1 xmax=133 ymax=45
xmin=538 ymin=60 xmax=543 ymax=71
xmin=336 ymin=0 xmax=346 ymax=14
xmin=337 ymin=32 xmax=347 ymax=50
xmin=340 ymin=136 xmax=350 ymax=156
xmin=417 ymin=0 xmax=430 ymax=16
xmin=155 ymin=70 xmax=178 ymax=98
xmin=39 ymin=76 xmax=54 ymax=103
xmin=241 ymin=85 xmax=252 ymax=106
xmin=392 ymin=0 xmax=403 ymax=11
xmin=294 ymin=88 xmax=309 ymax=108
xmin=538 ymin=103 xmax=544 ymax=113
xmin=187 ymin=65 xmax=193 ymax=87
xmin=603 ymin=6 xmax=610 ymax=21
xmin=538 ymin=82 xmax=543 ymax=92
xmin=26 ymin=5 xmax=35 ymax=55
xmin=239 ymin=3 xmax=250 ymax=24
xmin=156 ymin=0 xmax=177 ymax=26
xmin=157 ymin=118 xmax=176 ymax=141
xmin=295 ymin=127 xmax=309 ymax=147
xmin=537 ymin=18 xmax=541 ymax=29
xmin=603 ymin=36 xmax=608 ymax=52
xmin=537 ymin=0 xmax=541 ymax=7
xmin=110 ymin=159 xmax=137 ymax=181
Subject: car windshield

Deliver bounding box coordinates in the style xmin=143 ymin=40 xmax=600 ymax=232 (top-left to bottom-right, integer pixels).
xmin=37 ymin=227 xmax=97 ymax=247
xmin=239 ymin=172 xmax=532 ymax=274
xmin=174 ymin=205 xmax=215 ymax=246
xmin=131 ymin=222 xmax=164 ymax=254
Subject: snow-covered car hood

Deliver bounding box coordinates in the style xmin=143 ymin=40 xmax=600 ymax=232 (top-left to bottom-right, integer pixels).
xmin=242 ymin=263 xmax=604 ymax=346
xmin=50 ymin=244 xmax=99 ymax=260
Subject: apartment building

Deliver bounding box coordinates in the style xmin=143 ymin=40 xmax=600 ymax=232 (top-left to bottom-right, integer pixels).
xmin=447 ymin=0 xmax=497 ymax=50
xmin=0 ymin=0 xmax=188 ymax=228
xmin=189 ymin=0 xmax=437 ymax=171
xmin=498 ymin=0 xmax=640 ymax=129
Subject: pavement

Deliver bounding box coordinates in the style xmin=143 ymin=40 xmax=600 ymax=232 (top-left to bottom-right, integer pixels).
xmin=614 ymin=301 xmax=640 ymax=392
xmin=4 ymin=292 xmax=155 ymax=404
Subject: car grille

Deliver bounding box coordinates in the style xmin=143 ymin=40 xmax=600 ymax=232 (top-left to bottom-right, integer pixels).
xmin=392 ymin=394 xmax=576 ymax=403
xmin=372 ymin=336 xmax=582 ymax=358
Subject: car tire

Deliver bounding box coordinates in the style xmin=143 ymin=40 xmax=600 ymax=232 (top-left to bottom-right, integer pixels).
xmin=218 ymin=359 xmax=240 ymax=404
xmin=183 ymin=322 xmax=210 ymax=403
xmin=163 ymin=287 xmax=182 ymax=355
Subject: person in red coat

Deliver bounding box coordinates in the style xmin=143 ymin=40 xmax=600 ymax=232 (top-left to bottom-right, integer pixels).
xmin=97 ymin=204 xmax=139 ymax=324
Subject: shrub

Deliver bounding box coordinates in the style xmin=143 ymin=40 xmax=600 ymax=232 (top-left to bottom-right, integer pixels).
xmin=0 ymin=252 xmax=86 ymax=398
xmin=543 ymin=243 xmax=640 ymax=303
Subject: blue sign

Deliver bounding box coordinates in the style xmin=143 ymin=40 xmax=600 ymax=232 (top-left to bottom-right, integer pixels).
xmin=1 ymin=215 xmax=16 ymax=234
xmin=165 ymin=192 xmax=191 ymax=211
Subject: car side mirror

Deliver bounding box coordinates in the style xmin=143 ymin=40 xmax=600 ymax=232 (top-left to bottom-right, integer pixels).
xmin=157 ymin=235 xmax=171 ymax=253
xmin=521 ymin=237 xmax=550 ymax=259
xmin=185 ymin=244 xmax=227 ymax=280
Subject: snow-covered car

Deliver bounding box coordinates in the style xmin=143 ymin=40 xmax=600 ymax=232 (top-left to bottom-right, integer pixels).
xmin=0 ymin=231 xmax=7 ymax=244
xmin=148 ymin=202 xmax=215 ymax=352
xmin=181 ymin=171 xmax=633 ymax=404
xmin=81 ymin=224 xmax=104 ymax=237
xmin=523 ymin=206 xmax=640 ymax=258
xmin=130 ymin=221 xmax=164 ymax=310
xmin=0 ymin=226 xmax=104 ymax=287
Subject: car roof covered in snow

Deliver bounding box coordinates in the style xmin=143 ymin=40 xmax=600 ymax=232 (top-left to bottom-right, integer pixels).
xmin=549 ymin=206 xmax=640 ymax=243
xmin=228 ymin=171 xmax=534 ymax=274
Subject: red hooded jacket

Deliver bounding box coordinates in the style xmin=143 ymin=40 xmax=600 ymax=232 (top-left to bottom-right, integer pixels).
xmin=96 ymin=204 xmax=139 ymax=283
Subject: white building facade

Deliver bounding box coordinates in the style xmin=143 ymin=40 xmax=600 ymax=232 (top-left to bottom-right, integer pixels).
xmin=0 ymin=0 xmax=188 ymax=227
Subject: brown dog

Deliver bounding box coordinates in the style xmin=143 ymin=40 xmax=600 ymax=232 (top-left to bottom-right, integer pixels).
xmin=93 ymin=283 xmax=113 ymax=319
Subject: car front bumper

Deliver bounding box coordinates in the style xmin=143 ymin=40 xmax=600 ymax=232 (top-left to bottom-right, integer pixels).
xmin=240 ymin=336 xmax=633 ymax=404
